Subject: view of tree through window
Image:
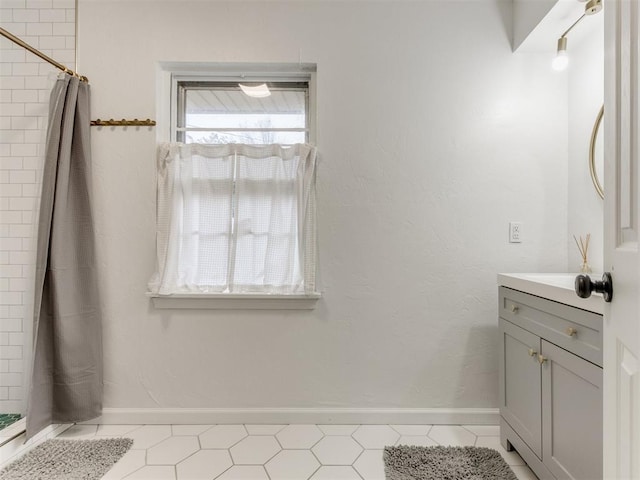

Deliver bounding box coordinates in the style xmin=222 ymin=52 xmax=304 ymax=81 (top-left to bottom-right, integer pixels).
xmin=177 ymin=81 xmax=309 ymax=145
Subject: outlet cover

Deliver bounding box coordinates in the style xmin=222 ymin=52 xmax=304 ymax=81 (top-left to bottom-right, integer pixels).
xmin=509 ymin=222 xmax=523 ymax=243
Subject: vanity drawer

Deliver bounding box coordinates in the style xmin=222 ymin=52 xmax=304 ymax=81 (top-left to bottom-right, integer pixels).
xmin=499 ymin=287 xmax=602 ymax=367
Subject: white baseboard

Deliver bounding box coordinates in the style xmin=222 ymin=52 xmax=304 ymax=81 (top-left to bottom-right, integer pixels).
xmin=85 ymin=407 xmax=499 ymax=426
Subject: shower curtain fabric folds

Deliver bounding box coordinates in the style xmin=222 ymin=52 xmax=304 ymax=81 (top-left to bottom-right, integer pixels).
xmin=26 ymin=74 xmax=103 ymax=439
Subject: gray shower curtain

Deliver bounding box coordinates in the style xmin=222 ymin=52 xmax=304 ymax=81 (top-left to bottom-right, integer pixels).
xmin=26 ymin=75 xmax=103 ymax=439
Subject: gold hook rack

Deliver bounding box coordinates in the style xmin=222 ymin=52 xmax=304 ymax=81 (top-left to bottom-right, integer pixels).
xmin=90 ymin=118 xmax=156 ymax=127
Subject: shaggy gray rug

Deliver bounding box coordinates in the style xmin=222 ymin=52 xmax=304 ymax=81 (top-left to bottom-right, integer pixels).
xmin=0 ymin=438 xmax=133 ymax=480
xmin=384 ymin=445 xmax=518 ymax=480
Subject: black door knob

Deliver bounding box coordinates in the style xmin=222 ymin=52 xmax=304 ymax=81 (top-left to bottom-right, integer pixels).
xmin=575 ymin=272 xmax=613 ymax=303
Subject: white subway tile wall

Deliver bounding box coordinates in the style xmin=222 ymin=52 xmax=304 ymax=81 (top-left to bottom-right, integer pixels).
xmin=0 ymin=0 xmax=75 ymax=414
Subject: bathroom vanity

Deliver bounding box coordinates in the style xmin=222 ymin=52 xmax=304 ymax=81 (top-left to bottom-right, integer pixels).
xmin=498 ymin=273 xmax=603 ymax=480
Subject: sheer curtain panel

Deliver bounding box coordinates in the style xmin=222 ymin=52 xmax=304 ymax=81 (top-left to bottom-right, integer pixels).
xmin=149 ymin=143 xmax=318 ymax=296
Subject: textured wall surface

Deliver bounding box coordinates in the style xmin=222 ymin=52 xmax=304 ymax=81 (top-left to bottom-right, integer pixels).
xmin=74 ymin=0 xmax=571 ymax=413
xmin=0 ymin=0 xmax=75 ymax=415
xmin=567 ymin=16 xmax=604 ymax=274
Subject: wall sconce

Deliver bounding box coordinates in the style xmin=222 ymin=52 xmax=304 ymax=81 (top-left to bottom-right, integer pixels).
xmin=553 ymin=36 xmax=569 ymax=71
xmin=552 ymin=0 xmax=602 ymax=71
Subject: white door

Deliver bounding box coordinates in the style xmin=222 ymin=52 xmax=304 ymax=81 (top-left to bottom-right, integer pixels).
xmin=603 ymin=1 xmax=640 ymax=478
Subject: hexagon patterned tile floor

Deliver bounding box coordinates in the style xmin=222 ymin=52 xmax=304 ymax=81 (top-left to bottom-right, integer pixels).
xmin=2 ymin=423 xmax=539 ymax=479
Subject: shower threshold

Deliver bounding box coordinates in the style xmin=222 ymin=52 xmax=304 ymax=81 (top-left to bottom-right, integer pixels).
xmin=0 ymin=416 xmax=25 ymax=448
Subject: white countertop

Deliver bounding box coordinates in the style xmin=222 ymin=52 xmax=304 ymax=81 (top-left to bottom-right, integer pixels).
xmin=497 ymin=273 xmax=604 ymax=315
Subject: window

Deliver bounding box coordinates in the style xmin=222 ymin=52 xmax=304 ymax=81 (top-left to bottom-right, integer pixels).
xmin=176 ymin=81 xmax=310 ymax=145
xmin=149 ymin=66 xmax=318 ymax=305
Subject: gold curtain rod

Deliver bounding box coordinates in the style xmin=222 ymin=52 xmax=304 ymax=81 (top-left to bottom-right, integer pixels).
xmin=1 ymin=26 xmax=156 ymax=128
xmin=90 ymin=119 xmax=156 ymax=127
xmin=0 ymin=26 xmax=88 ymax=82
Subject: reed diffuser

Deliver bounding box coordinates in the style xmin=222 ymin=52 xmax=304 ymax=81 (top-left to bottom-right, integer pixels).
xmin=573 ymin=233 xmax=592 ymax=273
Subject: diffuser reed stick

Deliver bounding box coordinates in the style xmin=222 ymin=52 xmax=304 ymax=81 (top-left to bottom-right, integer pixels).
xmin=573 ymin=233 xmax=591 ymax=273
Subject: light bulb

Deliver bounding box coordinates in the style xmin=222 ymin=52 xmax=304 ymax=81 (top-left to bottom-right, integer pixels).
xmin=552 ymin=37 xmax=568 ymax=71
xmin=552 ymin=50 xmax=569 ymax=71
xmin=239 ymin=83 xmax=271 ymax=98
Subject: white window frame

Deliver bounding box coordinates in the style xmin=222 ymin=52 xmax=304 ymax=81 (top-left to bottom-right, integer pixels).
xmin=174 ymin=80 xmax=311 ymax=145
xmin=151 ymin=63 xmax=320 ymax=309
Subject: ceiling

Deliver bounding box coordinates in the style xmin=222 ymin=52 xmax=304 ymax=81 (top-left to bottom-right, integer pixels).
xmin=515 ymin=0 xmax=604 ymax=53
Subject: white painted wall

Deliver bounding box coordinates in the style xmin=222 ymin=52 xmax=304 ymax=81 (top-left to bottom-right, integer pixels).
xmin=72 ymin=0 xmax=570 ymax=414
xmin=567 ymin=15 xmax=604 ymax=274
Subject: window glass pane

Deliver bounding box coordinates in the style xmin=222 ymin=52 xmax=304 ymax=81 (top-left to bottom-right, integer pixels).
xmin=186 ymin=88 xmax=306 ymax=121
xmin=232 ymin=155 xmax=301 ymax=291
xmin=181 ymin=83 xmax=308 ymax=145
xmin=185 ymin=130 xmax=306 ymax=145
xmin=181 ymin=155 xmax=234 ymax=291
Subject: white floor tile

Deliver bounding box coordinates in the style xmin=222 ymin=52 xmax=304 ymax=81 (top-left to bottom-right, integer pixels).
xmin=199 ymin=425 xmax=247 ymax=449
xmin=230 ymin=435 xmax=281 ymax=464
xmin=126 ymin=425 xmax=173 ymax=450
xmin=352 ymin=425 xmax=399 ymax=449
xmin=511 ymin=464 xmax=540 ymax=480
xmin=216 ymin=465 xmax=270 ymax=479
xmin=474 ymin=436 xmax=526 ymax=466
xmin=265 ymin=450 xmax=320 ymax=480
xmin=101 ymin=449 xmax=147 ymax=480
xmin=352 ymin=449 xmax=385 ymax=480
xmin=428 ymin=425 xmax=477 ymax=446
xmin=317 ymin=425 xmax=358 ymax=436
xmin=171 ymin=425 xmax=213 ymax=436
xmin=395 ymin=435 xmax=438 ymax=447
xmin=146 ymin=436 xmax=200 ymax=465
xmin=124 ymin=465 xmax=176 ymax=480
xmin=309 ymin=465 xmax=362 ymax=479
xmin=245 ymin=424 xmax=286 ymax=435
xmin=390 ymin=425 xmax=432 ymax=436
xmin=41 ymin=422 xmax=539 ymax=480
xmin=56 ymin=424 xmax=98 ymax=440
xmin=311 ymin=436 xmax=363 ymax=465
xmin=96 ymin=424 xmax=142 ymax=437
xmin=276 ymin=425 xmax=323 ymax=449
xmin=462 ymin=425 xmax=501 ymax=436
xmin=176 ymin=449 xmax=233 ymax=480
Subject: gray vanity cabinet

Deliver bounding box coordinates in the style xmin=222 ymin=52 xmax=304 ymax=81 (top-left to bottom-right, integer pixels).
xmin=499 ymin=318 xmax=542 ymax=458
xmin=499 ymin=287 xmax=603 ymax=480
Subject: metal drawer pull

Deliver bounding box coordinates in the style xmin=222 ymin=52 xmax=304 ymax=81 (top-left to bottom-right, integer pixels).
xmin=538 ymin=355 xmax=548 ymax=365
xmin=528 ymin=348 xmax=537 ymax=357
xmin=511 ymin=305 xmax=519 ymax=313
xmin=566 ymin=327 xmax=577 ymax=337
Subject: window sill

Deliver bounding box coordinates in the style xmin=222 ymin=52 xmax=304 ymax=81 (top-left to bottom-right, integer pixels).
xmin=147 ymin=292 xmax=321 ymax=310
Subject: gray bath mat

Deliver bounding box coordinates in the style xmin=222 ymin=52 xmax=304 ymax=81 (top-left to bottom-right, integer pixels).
xmin=0 ymin=438 xmax=133 ymax=480
xmin=384 ymin=445 xmax=517 ymax=480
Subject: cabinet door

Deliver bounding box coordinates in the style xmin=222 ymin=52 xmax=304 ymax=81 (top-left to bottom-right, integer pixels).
xmin=499 ymin=318 xmax=542 ymax=458
xmin=541 ymin=340 xmax=603 ymax=480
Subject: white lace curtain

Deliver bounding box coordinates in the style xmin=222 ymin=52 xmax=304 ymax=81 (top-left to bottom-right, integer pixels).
xmin=148 ymin=143 xmax=317 ymax=295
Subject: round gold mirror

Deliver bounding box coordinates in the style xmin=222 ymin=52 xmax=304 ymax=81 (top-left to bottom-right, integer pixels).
xmin=589 ymin=105 xmax=604 ymax=199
